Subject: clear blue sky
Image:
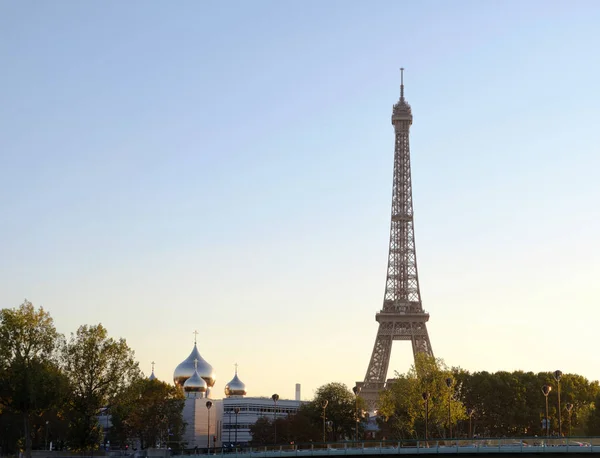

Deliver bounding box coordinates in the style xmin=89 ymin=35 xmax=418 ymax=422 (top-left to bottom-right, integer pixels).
xmin=1 ymin=1 xmax=600 ymax=400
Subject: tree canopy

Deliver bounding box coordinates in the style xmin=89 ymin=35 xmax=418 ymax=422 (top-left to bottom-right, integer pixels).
xmin=377 ymin=355 xmax=600 ymax=440
xmin=110 ymin=378 xmax=185 ymax=449
xmin=378 ymin=353 xmax=467 ymax=439
xmin=0 ymin=301 xmax=66 ymax=458
xmin=62 ymin=324 xmax=142 ymax=450
xmin=0 ymin=302 xmax=148 ymax=454
xmin=250 ymin=382 xmax=367 ymax=445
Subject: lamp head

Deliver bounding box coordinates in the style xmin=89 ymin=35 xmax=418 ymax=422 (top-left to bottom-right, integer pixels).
xmin=542 ymin=385 xmax=552 ymax=396
xmin=566 ymin=403 xmax=574 ymax=412
xmin=554 ymin=370 xmax=563 ymax=382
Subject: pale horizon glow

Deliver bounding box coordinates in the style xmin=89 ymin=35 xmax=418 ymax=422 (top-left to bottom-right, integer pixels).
xmin=1 ymin=1 xmax=600 ymax=401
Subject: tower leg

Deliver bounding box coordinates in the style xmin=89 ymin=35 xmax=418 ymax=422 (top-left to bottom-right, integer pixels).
xmin=365 ymin=324 xmax=393 ymax=388
xmin=411 ymin=326 xmax=433 ymax=358
xmin=359 ymin=324 xmax=393 ymax=409
xmin=360 ymin=321 xmax=433 ymax=410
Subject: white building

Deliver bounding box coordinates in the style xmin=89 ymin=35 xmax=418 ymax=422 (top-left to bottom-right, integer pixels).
xmin=220 ymin=396 xmax=302 ymax=446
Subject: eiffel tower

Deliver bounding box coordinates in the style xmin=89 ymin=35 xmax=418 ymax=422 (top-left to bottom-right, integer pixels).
xmin=357 ymin=69 xmax=433 ymax=409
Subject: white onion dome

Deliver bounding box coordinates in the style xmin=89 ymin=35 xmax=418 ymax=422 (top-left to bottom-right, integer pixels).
xmin=173 ymin=343 xmax=216 ymax=387
xmin=225 ymin=371 xmax=247 ymax=397
xmin=183 ymin=368 xmax=207 ymax=394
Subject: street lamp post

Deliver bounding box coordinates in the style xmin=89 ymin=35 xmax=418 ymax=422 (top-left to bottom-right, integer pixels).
xmin=467 ymin=408 xmax=474 ymax=439
xmin=45 ymin=421 xmax=49 ymax=450
xmin=566 ymin=403 xmax=574 ymax=437
xmin=422 ymin=392 xmax=430 ymax=441
xmin=234 ymin=407 xmax=240 ymax=446
xmin=272 ymin=394 xmax=279 ymax=445
xmin=445 ymin=377 xmax=453 ymax=439
xmin=554 ymin=370 xmax=563 ymax=437
xmin=352 ymin=386 xmax=361 ymax=443
xmin=105 ymin=406 xmax=110 ymax=448
xmin=206 ymin=401 xmax=213 ymax=452
xmin=542 ymin=385 xmax=552 ymax=437
xmin=322 ymin=400 xmax=329 ymax=443
xmin=228 ymin=410 xmax=232 ymax=445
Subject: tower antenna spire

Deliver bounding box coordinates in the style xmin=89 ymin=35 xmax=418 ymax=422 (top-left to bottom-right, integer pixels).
xmin=400 ymin=67 xmax=405 ymax=100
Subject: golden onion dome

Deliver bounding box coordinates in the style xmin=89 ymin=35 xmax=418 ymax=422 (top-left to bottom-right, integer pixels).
xmin=224 ymin=367 xmax=247 ymax=397
xmin=173 ymin=343 xmax=216 ymax=388
xmin=183 ymin=367 xmax=207 ymax=394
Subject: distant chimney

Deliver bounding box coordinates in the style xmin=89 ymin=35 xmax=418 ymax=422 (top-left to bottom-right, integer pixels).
xmin=295 ymin=383 xmax=301 ymax=401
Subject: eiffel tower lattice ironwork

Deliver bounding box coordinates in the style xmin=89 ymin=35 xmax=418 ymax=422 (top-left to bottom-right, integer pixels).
xmin=357 ymin=69 xmax=433 ymax=409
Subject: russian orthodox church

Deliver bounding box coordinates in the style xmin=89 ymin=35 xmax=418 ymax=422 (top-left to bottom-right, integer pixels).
xmin=149 ymin=336 xmax=302 ymax=449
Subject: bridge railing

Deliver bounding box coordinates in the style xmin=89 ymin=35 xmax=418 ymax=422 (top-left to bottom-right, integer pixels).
xmin=172 ymin=437 xmax=600 ymax=457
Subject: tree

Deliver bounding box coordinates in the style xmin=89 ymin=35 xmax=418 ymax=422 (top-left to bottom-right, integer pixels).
xmin=249 ymin=407 xmax=321 ymax=446
xmin=110 ymin=378 xmax=185 ymax=449
xmin=454 ymin=370 xmax=600 ymax=437
xmin=0 ymin=301 xmax=65 ymax=458
xmin=378 ymin=353 xmax=467 ymax=440
xmin=285 ymin=406 xmax=321 ymax=443
xmin=62 ymin=324 xmax=142 ymax=451
xmin=308 ymin=382 xmax=366 ymax=441
xmin=249 ymin=417 xmax=273 ymax=445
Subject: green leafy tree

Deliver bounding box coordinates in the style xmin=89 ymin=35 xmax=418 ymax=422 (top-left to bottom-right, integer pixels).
xmin=0 ymin=301 xmax=66 ymax=458
xmin=454 ymin=370 xmax=599 ymax=437
xmin=378 ymin=353 xmax=467 ymax=440
xmin=110 ymin=378 xmax=185 ymax=449
xmin=306 ymin=382 xmax=366 ymax=442
xmin=249 ymin=406 xmax=321 ymax=445
xmin=249 ymin=417 xmax=273 ymax=445
xmin=284 ymin=406 xmax=321 ymax=444
xmin=62 ymin=324 xmax=142 ymax=451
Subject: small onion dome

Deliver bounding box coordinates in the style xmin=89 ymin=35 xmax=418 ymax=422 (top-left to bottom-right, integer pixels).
xmin=225 ymin=371 xmax=246 ymax=397
xmin=173 ymin=343 xmax=216 ymax=388
xmin=149 ymin=362 xmax=157 ymax=381
xmin=183 ymin=368 xmax=207 ymax=394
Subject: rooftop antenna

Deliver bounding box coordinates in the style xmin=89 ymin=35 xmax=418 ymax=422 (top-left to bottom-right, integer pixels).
xmin=400 ymin=67 xmax=405 ymax=100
